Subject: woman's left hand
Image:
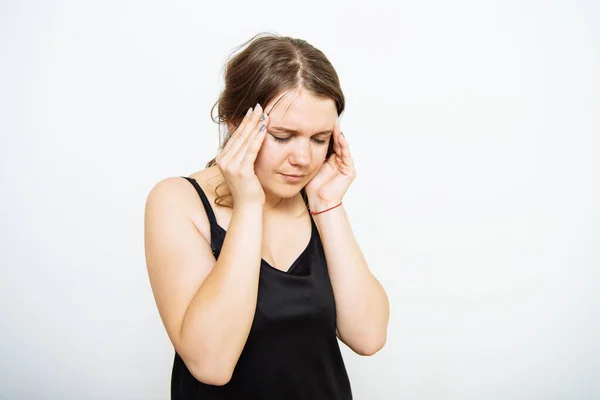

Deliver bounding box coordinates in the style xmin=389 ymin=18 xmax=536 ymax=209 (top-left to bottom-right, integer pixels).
xmin=305 ymin=119 xmax=356 ymax=211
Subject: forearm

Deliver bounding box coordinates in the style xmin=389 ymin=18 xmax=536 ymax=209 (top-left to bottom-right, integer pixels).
xmin=180 ymin=204 xmax=263 ymax=380
xmin=313 ymin=204 xmax=389 ymax=355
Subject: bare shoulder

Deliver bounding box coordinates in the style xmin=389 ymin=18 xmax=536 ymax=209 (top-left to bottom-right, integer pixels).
xmin=187 ymin=165 xmax=224 ymax=202
xmin=143 ymin=169 xmax=222 ymax=358
xmin=144 ymin=166 xmax=223 ymax=243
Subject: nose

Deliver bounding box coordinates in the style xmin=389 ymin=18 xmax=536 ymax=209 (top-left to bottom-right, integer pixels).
xmin=288 ymin=138 xmax=311 ymax=167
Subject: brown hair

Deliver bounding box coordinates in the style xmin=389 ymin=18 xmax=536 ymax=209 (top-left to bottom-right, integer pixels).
xmin=206 ymin=33 xmax=345 ymax=208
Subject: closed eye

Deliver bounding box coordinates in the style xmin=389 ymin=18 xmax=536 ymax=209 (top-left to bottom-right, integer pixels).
xmin=270 ymin=134 xmax=327 ymax=145
xmin=271 ymin=135 xmax=290 ymax=143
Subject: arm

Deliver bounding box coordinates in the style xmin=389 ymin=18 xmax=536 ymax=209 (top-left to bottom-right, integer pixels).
xmin=144 ymin=177 xmax=263 ymax=385
xmin=305 ymin=119 xmax=389 ymax=356
xmin=313 ymin=204 xmax=389 ymax=356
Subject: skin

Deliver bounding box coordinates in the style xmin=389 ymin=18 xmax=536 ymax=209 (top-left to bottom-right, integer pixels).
xmin=144 ymin=87 xmax=390 ymax=385
xmin=254 ymin=88 xmax=338 ymax=210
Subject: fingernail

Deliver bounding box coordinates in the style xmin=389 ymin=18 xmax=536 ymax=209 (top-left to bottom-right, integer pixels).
xmin=255 ymin=103 xmax=262 ymax=113
xmin=260 ymin=113 xmax=266 ymax=122
xmin=259 ymin=124 xmax=266 ymax=132
xmin=246 ymin=107 xmax=253 ymax=116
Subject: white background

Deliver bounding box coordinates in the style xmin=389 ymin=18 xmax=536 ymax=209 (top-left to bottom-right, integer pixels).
xmin=1 ymin=0 xmax=599 ymax=399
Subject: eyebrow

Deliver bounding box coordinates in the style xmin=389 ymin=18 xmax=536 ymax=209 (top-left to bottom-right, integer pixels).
xmin=269 ymin=126 xmax=333 ymax=136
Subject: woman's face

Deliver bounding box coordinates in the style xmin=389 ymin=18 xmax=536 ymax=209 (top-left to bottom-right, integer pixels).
xmin=255 ymin=89 xmax=338 ymax=199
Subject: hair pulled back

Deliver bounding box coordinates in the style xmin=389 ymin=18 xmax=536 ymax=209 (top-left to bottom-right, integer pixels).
xmin=206 ymin=33 xmax=345 ymax=207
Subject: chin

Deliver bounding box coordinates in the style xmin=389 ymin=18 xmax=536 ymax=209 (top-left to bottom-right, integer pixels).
xmin=267 ymin=185 xmax=301 ymax=199
xmin=261 ymin=180 xmax=303 ymax=200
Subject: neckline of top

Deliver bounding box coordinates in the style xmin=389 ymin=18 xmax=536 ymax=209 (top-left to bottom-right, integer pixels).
xmin=212 ymin=218 xmax=316 ymax=275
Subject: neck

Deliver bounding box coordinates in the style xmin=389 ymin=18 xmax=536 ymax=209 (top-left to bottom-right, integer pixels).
xmin=263 ymin=190 xmax=305 ymax=215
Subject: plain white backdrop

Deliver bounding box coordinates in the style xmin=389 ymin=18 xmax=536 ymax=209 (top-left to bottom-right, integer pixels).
xmin=1 ymin=0 xmax=599 ymax=399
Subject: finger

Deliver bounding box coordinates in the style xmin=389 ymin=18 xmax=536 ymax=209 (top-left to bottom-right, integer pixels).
xmin=221 ymin=107 xmax=253 ymax=154
xmin=225 ymin=104 xmax=263 ymax=156
xmin=334 ymin=132 xmax=342 ymax=157
xmin=242 ymin=121 xmax=268 ymax=167
xmin=222 ymin=105 xmax=263 ymax=163
xmin=338 ymin=134 xmax=355 ymax=170
xmin=238 ymin=113 xmax=268 ymax=162
xmin=323 ymin=152 xmax=338 ymax=173
xmin=333 ymin=120 xmax=347 ymax=154
xmin=330 ymin=119 xmax=341 ymax=153
xmin=339 ymin=130 xmax=351 ymax=158
xmin=332 ymin=119 xmax=353 ymax=168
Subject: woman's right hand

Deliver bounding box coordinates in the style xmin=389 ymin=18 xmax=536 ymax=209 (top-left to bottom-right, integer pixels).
xmin=215 ymin=104 xmax=269 ymax=207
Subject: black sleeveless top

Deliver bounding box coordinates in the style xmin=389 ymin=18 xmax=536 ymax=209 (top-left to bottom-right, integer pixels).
xmin=171 ymin=177 xmax=352 ymax=399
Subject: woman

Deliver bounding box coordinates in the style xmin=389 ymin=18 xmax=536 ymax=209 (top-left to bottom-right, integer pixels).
xmin=144 ymin=33 xmax=389 ymax=399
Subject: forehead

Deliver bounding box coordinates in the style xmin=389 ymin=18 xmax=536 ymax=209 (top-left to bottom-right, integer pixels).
xmin=266 ymin=89 xmax=337 ymax=132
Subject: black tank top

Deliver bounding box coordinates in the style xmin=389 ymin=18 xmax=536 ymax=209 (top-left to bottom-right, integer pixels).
xmin=171 ymin=177 xmax=353 ymax=399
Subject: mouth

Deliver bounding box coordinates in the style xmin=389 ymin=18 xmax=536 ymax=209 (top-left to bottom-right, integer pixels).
xmin=279 ymin=173 xmax=306 ymax=183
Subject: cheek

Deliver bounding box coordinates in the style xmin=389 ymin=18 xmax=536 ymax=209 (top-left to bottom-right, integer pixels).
xmin=254 ymin=142 xmax=281 ymax=170
xmin=253 ymin=148 xmax=267 ymax=172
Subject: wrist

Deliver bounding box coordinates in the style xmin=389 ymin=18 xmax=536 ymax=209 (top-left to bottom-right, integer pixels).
xmin=308 ymin=200 xmax=343 ymax=216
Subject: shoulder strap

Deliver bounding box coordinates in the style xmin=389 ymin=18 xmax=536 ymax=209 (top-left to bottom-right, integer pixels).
xmin=181 ymin=177 xmax=217 ymax=228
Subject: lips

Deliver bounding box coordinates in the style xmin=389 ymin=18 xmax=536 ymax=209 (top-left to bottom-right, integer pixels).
xmin=279 ymin=173 xmax=306 ymax=183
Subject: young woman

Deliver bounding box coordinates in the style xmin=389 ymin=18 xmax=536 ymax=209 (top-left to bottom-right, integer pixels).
xmin=144 ymin=33 xmax=389 ymax=399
